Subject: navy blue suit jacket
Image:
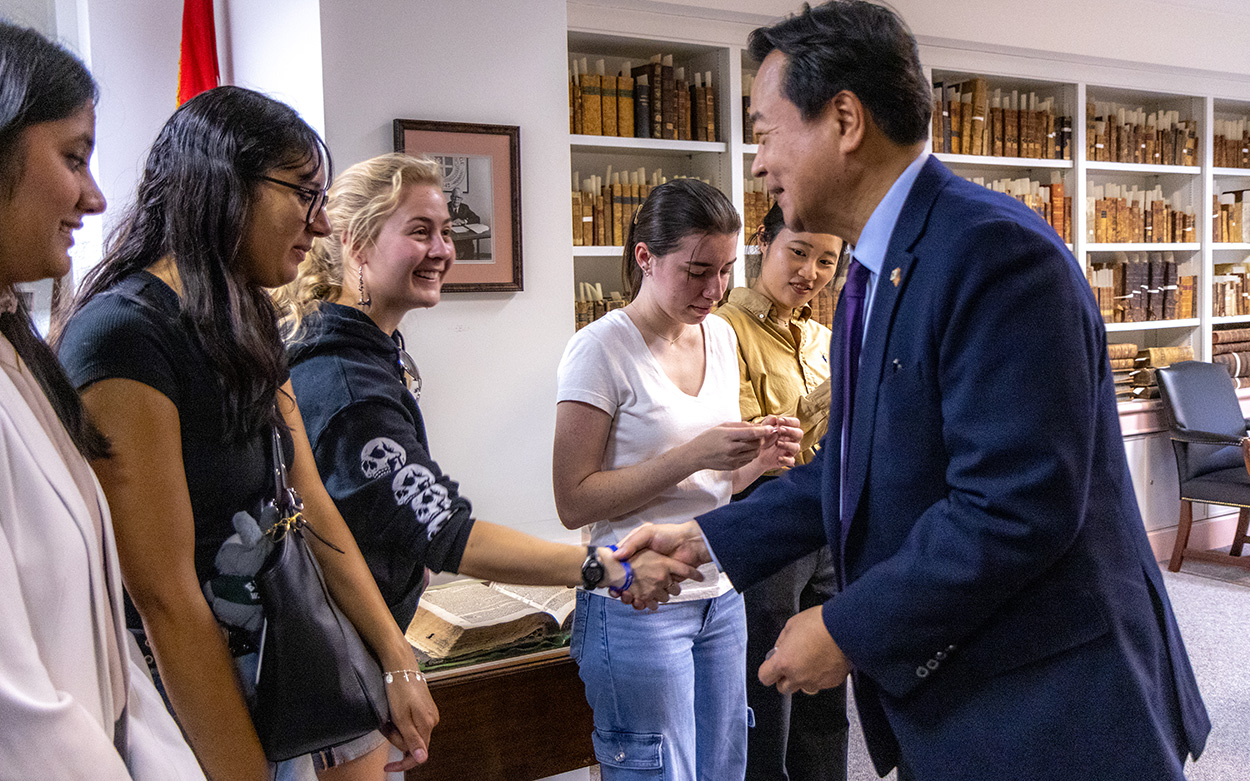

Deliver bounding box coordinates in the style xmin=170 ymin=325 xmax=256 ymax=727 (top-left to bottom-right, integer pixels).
xmin=699 ymin=157 xmax=1210 ymax=779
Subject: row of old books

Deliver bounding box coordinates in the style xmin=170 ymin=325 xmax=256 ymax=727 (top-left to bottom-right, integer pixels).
xmin=571 ymin=167 xmax=668 ymax=247
xmin=574 ymin=282 xmax=627 ymax=330
xmin=1108 ymin=342 xmax=1138 ymax=401
xmin=1123 ymin=345 xmax=1195 ymax=401
xmin=1086 ymin=185 xmax=1195 ymax=244
xmin=743 ymin=178 xmax=775 ymax=244
xmin=569 ymin=56 xmax=718 ymax=142
xmin=1086 ymin=252 xmax=1197 ymax=323
xmin=1212 ymin=263 xmax=1250 ymax=317
xmin=1213 ymin=191 xmax=1250 ymax=243
xmin=930 ymin=79 xmax=1071 ymax=160
xmin=967 ymin=174 xmax=1072 ymax=243
xmin=1086 ymin=103 xmax=1197 ymax=166
xmin=1213 ymin=119 xmax=1250 ymax=169
xmin=1212 ymin=327 xmax=1250 ymax=383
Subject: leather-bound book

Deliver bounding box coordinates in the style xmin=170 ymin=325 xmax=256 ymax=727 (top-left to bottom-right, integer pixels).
xmin=705 ymin=71 xmax=716 ymax=142
xmin=580 ymin=73 xmax=601 ymax=136
xmin=970 ymin=78 xmax=988 ymax=156
xmin=571 ymin=191 xmax=583 ymax=246
xmin=617 ymin=74 xmax=634 ymax=138
xmin=661 ymin=57 xmax=677 ymax=140
xmin=633 ymin=75 xmax=651 ymax=139
xmin=601 ymin=75 xmax=618 ymax=138
xmin=693 ymin=75 xmax=708 ymax=142
xmin=631 ymin=60 xmax=663 ymax=138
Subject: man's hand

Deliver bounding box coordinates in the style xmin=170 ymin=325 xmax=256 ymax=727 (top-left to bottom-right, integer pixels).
xmin=758 ymin=605 xmax=850 ymax=695
xmin=618 ymin=548 xmax=704 ymax=610
xmin=612 ymin=521 xmax=712 ymax=609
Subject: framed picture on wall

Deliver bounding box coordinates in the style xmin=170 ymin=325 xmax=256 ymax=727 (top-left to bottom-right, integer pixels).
xmin=393 ymin=119 xmax=523 ymax=292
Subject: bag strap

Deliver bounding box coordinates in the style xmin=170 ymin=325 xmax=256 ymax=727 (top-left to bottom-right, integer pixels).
xmin=267 ymin=407 xmax=344 ymax=554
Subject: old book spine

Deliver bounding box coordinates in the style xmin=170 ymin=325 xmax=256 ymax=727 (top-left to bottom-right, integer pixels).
xmin=693 ymin=81 xmax=707 ymax=142
xmin=959 ymin=92 xmax=973 ymax=156
xmin=617 ymin=75 xmax=634 ymax=137
xmin=571 ymin=191 xmax=582 ymax=246
xmin=661 ymin=62 xmax=676 ymax=140
xmin=580 ymin=73 xmax=602 ymax=136
xmin=633 ymin=76 xmax=650 ymax=138
xmin=601 ymin=76 xmax=618 ymax=138
xmin=970 ymin=78 xmax=988 ymax=156
xmin=612 ymin=181 xmax=625 ymax=246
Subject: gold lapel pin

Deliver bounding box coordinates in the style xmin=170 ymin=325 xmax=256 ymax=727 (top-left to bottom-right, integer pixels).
xmin=890 ymin=267 xmax=901 ymax=287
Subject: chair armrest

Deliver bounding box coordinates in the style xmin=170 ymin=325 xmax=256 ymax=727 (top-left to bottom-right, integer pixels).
xmin=1169 ymin=428 xmax=1247 ymax=447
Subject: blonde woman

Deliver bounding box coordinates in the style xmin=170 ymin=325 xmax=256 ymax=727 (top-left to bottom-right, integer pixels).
xmin=715 ymin=202 xmax=847 ymax=781
xmin=276 ymin=152 xmax=696 ymax=773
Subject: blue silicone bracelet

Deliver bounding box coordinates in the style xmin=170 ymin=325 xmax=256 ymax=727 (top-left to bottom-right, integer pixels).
xmin=607 ymin=544 xmax=634 ymax=596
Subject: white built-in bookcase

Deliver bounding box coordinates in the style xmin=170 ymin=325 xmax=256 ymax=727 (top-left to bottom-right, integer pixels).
xmin=566 ymin=18 xmax=1250 ymax=375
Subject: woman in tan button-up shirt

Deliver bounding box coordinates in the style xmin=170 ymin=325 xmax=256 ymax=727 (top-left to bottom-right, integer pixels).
xmin=715 ymin=202 xmax=849 ymax=781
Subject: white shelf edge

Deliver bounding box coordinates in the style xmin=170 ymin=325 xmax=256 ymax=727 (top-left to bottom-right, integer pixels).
xmin=1211 ymin=315 xmax=1250 ymax=324
xmin=571 ymin=135 xmax=726 ymax=154
xmin=1084 ymin=161 xmax=1200 ymax=175
xmin=1212 ymin=167 xmax=1250 ymax=178
xmin=1212 ymin=243 xmax=1250 ymax=251
xmin=1104 ymin=319 xmax=1200 ymax=332
xmin=1085 ymin=243 xmax=1200 ymax=252
xmin=934 ymin=152 xmax=1072 ymax=169
xmin=573 ymin=246 xmax=624 ymax=257
xmin=743 ymin=143 xmax=759 ymax=155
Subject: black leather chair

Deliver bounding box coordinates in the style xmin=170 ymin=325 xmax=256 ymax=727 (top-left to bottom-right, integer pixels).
xmin=1156 ymin=360 xmax=1250 ymax=572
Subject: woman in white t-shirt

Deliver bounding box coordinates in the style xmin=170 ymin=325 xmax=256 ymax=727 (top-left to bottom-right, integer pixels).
xmin=553 ymin=179 xmax=802 ymax=781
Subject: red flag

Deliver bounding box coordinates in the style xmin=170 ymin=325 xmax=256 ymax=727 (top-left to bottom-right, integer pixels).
xmin=177 ymin=0 xmax=219 ymax=106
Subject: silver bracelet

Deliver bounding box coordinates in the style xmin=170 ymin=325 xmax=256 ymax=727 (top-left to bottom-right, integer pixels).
xmin=383 ymin=668 xmax=427 ymax=684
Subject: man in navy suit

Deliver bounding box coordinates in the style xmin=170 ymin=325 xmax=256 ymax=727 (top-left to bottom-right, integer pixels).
xmin=614 ymin=2 xmax=1210 ymax=778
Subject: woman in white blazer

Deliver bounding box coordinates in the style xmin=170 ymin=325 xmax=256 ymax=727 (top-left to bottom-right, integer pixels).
xmin=0 ymin=22 xmax=203 ymax=780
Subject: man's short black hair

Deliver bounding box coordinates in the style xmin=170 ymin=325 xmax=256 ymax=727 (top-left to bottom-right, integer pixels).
xmin=748 ymin=1 xmax=931 ymax=146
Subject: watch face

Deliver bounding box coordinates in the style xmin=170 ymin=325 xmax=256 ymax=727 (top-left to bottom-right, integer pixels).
xmin=582 ymin=549 xmax=606 ymax=589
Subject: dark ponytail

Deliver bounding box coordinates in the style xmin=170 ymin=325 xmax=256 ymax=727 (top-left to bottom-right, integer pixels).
xmin=621 ymin=179 xmax=741 ymax=299
xmin=0 ymin=22 xmax=106 ymax=459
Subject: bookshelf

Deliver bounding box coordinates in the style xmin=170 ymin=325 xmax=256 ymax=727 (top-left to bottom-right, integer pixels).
xmin=565 ymin=20 xmax=1250 ymax=363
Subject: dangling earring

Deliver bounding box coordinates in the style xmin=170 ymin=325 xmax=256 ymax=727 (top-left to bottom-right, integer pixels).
xmin=357 ymin=264 xmax=371 ymax=308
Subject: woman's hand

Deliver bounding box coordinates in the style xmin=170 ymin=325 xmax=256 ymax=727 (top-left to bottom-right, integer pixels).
xmin=754 ymin=415 xmax=803 ymax=472
xmin=380 ymin=670 xmax=440 ymax=772
xmin=610 ymin=547 xmax=705 ymax=610
xmin=684 ymin=421 xmax=774 ymax=472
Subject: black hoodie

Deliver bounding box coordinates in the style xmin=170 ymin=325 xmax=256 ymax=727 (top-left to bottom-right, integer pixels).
xmin=286 ymin=302 xmax=475 ymax=625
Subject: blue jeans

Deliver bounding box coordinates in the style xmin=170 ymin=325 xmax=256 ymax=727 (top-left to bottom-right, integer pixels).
xmin=571 ymin=589 xmax=749 ymax=780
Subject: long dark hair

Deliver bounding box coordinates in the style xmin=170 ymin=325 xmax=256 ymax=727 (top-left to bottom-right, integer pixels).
xmin=621 ymin=179 xmax=741 ymax=298
xmin=60 ymin=86 xmax=330 ymax=439
xmin=0 ymin=22 xmax=106 ymax=458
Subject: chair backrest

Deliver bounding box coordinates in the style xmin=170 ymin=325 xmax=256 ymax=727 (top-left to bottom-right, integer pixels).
xmin=1156 ymin=360 xmax=1245 ymax=482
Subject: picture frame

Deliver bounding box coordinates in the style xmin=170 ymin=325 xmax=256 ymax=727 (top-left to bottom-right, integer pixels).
xmin=393 ymin=119 xmax=523 ymax=292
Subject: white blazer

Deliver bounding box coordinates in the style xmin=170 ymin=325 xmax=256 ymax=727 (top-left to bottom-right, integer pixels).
xmin=0 ymin=344 xmax=204 ymax=781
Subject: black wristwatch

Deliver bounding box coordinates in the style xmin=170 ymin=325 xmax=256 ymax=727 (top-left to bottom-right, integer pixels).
xmin=581 ymin=545 xmax=607 ymax=590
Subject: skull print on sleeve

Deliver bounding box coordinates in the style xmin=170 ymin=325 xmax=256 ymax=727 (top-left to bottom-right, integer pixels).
xmin=311 ymin=397 xmax=476 ymax=625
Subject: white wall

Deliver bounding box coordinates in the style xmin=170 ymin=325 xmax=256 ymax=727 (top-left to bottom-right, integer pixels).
xmin=319 ymin=0 xmax=577 ymax=543
xmin=618 ymin=0 xmax=1250 ymax=78
xmin=221 ymin=0 xmax=324 ymax=138
xmin=0 ymin=0 xmax=52 ymax=31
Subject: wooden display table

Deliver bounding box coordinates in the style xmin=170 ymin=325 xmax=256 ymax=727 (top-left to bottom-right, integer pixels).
xmin=406 ymin=648 xmax=595 ymax=781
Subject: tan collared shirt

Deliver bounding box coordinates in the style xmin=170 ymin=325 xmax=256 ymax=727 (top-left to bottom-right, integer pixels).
xmin=715 ymin=286 xmax=833 ymax=466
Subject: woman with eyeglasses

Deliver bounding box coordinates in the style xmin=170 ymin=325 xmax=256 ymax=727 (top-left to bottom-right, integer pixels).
xmin=274 ymin=154 xmax=697 ymax=695
xmin=56 ymin=88 xmax=438 ymax=781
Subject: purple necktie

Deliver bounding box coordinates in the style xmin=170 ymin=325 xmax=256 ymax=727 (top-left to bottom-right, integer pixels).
xmin=837 ymin=258 xmax=871 ymax=581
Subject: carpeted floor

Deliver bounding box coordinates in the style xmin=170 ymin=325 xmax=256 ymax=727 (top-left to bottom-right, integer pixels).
xmin=846 ymin=556 xmax=1250 ymax=780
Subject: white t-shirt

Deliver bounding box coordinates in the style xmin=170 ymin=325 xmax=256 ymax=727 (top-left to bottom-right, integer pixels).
xmin=556 ymin=309 xmax=738 ymax=601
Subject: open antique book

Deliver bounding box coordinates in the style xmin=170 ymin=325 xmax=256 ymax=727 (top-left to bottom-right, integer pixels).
xmin=405 ymin=580 xmax=576 ymax=667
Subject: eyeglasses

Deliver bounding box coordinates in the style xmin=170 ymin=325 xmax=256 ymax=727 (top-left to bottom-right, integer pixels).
xmin=258 ymin=175 xmax=329 ymax=225
xmin=398 ymin=347 xmax=422 ymax=402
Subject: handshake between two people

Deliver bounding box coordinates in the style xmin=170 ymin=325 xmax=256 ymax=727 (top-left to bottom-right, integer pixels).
xmin=602 ymin=414 xmax=802 ymax=611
